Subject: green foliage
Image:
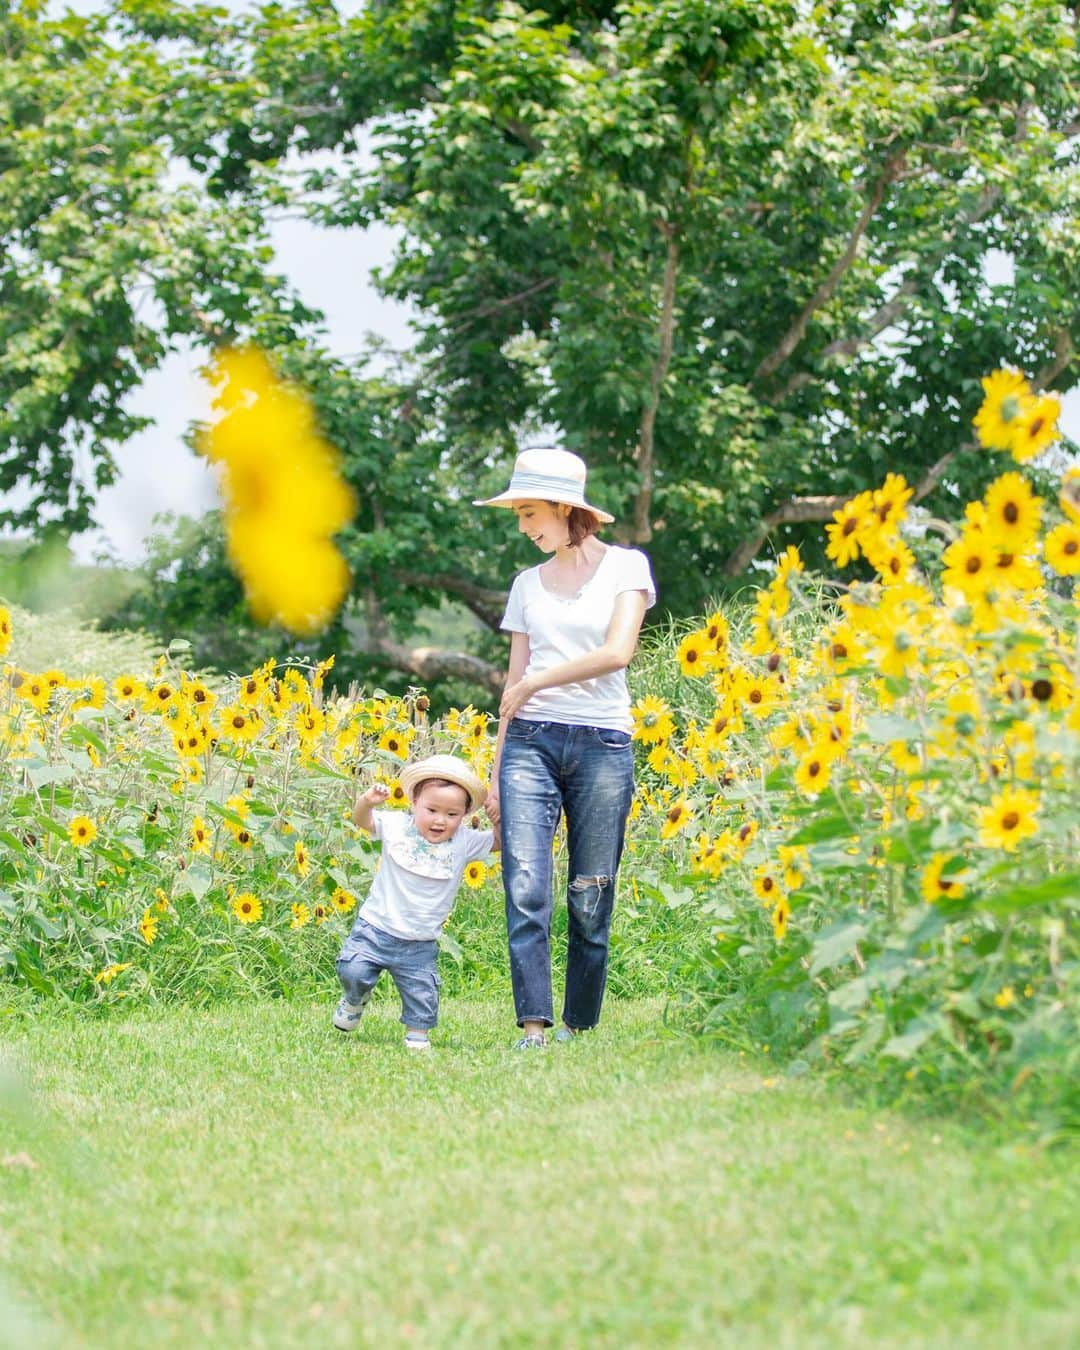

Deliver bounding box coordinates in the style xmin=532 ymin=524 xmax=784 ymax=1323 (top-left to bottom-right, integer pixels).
xmin=4 ymin=0 xmax=1078 ymax=666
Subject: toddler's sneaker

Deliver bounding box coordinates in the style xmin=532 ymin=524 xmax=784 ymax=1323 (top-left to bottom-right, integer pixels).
xmin=404 ymin=1032 xmax=431 ymax=1052
xmin=332 ymin=993 xmax=369 ymax=1032
xmin=513 ymin=1033 xmax=546 ymax=1051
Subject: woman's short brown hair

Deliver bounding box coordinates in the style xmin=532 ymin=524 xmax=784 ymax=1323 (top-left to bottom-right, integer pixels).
xmin=559 ymin=505 xmax=601 ymax=548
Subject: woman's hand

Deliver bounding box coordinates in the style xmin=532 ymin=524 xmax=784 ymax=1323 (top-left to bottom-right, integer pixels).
xmin=499 ymin=674 xmax=537 ymax=722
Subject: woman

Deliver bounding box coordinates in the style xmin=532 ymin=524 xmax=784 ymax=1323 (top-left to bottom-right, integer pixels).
xmin=475 ymin=448 xmax=656 ymax=1048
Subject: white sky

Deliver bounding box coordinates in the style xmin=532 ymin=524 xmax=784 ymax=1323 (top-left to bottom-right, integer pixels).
xmin=16 ymin=2 xmax=1080 ymax=562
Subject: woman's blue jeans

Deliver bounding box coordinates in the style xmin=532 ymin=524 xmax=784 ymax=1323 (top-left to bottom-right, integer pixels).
xmin=498 ymin=718 xmax=634 ymax=1030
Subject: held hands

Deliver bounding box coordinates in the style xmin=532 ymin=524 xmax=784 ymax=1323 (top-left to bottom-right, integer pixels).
xmin=483 ymin=789 xmax=500 ymax=830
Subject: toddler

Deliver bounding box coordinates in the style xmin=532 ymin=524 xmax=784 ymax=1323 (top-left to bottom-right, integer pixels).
xmin=333 ymin=754 xmax=496 ymax=1051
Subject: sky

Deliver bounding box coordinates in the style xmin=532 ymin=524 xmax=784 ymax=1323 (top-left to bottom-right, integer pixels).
xmin=18 ymin=1 xmax=1080 ymax=564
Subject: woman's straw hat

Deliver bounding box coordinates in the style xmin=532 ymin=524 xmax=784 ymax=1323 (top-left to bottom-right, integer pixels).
xmin=399 ymin=755 xmax=487 ymax=814
xmin=473 ymin=447 xmax=614 ymax=524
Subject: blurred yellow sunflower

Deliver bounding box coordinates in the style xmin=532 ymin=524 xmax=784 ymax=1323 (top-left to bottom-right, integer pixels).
xmin=973 ymin=368 xmax=1030 ymax=451
xmin=977 ymin=786 xmax=1039 ymax=852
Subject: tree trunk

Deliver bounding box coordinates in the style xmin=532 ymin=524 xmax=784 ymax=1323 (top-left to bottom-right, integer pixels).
xmin=631 ymin=225 xmax=680 ymax=543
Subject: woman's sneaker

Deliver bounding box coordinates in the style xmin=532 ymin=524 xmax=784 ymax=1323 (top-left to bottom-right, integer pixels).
xmin=332 ymin=993 xmax=369 ymax=1032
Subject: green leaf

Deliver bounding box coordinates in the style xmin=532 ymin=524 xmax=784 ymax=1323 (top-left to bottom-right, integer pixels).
xmin=980 ymin=871 xmax=1080 ymax=915
xmin=438 ymin=930 xmax=463 ymax=963
xmin=787 ymin=814 xmax=853 ymax=845
xmin=183 ymin=860 xmax=214 ymax=902
xmin=809 ymin=920 xmax=866 ymax=976
xmin=880 ymin=1016 xmax=941 ymax=1061
xmin=862 ymin=714 xmax=922 ymax=743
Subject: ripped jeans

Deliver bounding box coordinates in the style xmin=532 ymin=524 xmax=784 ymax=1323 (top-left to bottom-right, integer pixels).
xmin=499 ymin=718 xmax=634 ymax=1030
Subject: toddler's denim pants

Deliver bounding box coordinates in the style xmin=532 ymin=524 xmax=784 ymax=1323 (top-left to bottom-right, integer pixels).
xmin=336 ymin=917 xmax=441 ymax=1029
xmin=498 ymin=717 xmax=634 ymax=1030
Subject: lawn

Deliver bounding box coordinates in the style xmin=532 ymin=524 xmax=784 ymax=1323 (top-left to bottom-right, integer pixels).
xmin=1 ymin=997 xmax=1077 ymax=1349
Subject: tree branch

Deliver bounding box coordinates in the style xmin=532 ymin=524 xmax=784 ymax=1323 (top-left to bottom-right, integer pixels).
xmin=753 ymin=150 xmax=906 ymax=385
xmin=360 ymin=584 xmax=504 ymax=694
xmin=632 ymin=223 xmax=680 ymax=543
xmin=389 ymin=569 xmax=508 ymax=630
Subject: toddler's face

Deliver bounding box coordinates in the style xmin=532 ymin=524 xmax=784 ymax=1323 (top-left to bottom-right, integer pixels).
xmin=411 ymin=782 xmax=470 ymax=844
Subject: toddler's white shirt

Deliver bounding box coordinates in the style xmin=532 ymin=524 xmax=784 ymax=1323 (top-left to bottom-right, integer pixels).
xmin=500 ymin=545 xmax=657 ymax=732
xmin=358 ymin=811 xmax=494 ymax=941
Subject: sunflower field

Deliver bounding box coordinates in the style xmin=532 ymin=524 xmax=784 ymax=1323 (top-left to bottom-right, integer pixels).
xmin=1 ymin=369 xmax=1078 ymax=1125
xmin=627 ymin=370 xmax=1080 ymax=1125
xmin=0 ymin=607 xmax=700 ymax=1012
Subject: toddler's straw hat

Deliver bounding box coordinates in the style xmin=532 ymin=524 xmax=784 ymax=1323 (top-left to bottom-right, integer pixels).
xmin=399 ymin=755 xmax=488 ymax=814
xmin=473 ymin=447 xmax=614 ymax=524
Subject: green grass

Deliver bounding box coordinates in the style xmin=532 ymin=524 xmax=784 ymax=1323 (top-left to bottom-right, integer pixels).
xmin=2 ymin=998 xmax=1077 ymax=1349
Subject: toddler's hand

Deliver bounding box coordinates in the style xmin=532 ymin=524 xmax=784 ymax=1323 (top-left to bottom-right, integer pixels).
xmin=363 ymin=783 xmax=391 ymax=806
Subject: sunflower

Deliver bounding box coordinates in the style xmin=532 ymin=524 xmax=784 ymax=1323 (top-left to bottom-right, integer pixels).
xmin=330 ymin=886 xmax=355 ymax=913
xmin=983 ymin=472 xmax=1041 ymax=550
xmin=702 ymin=610 xmax=730 ymax=658
xmin=95 ymin=962 xmax=133 ymax=985
xmin=659 ymin=799 xmax=694 ymax=840
xmin=218 ymin=704 xmax=261 ymax=745
xmin=378 ymin=727 xmax=410 ymax=759
xmin=139 ymin=908 xmax=159 ymax=945
xmin=290 ymin=902 xmax=311 ymax=929
xmin=0 ymin=606 xmax=10 ymax=656
xmin=70 ymin=676 xmax=106 ymax=712
xmin=631 ymin=695 xmax=675 ymax=745
xmin=463 ymin=860 xmax=488 ymax=889
xmin=752 ymin=865 xmax=784 ymax=906
xmin=1044 ymin=522 xmax=1080 ymax=576
xmin=920 ymin=853 xmax=966 ymax=903
xmin=231 ymin=892 xmax=263 ymax=924
xmin=112 ymin=674 xmax=146 ymax=704
xmin=794 ymin=749 xmax=832 ymax=796
xmin=771 ymin=896 xmax=791 ymax=942
xmin=941 ymin=530 xmax=994 ymax=598
xmin=972 ymin=368 xmax=1030 ymax=451
xmin=825 ymin=492 xmax=872 ymax=567
xmin=1008 ymin=392 xmax=1060 ymax=463
xmin=18 ymin=676 xmax=50 ymax=714
xmin=676 ymin=631 xmax=710 ymax=678
xmin=863 ymin=533 xmax=915 ymax=586
xmin=145 ymin=682 xmax=178 ymax=714
xmin=294 ymin=840 xmax=311 ymax=877
xmin=190 ymin=816 xmax=211 ymax=855
xmin=181 ymin=677 xmax=217 ymax=718
xmin=312 ymin=903 xmax=330 ymax=925
xmin=229 ymin=823 xmax=254 ymax=850
xmin=68 ymin=815 xmax=98 ymax=847
xmin=977 ymin=786 xmax=1040 ymax=852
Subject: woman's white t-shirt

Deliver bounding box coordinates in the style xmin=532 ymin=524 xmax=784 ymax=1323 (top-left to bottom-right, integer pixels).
xmin=358 ymin=811 xmax=494 ymax=941
xmin=500 ymin=544 xmax=657 ymax=732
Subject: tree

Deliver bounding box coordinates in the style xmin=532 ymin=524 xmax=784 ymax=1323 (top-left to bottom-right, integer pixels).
xmin=4 ymin=0 xmax=1079 ymax=683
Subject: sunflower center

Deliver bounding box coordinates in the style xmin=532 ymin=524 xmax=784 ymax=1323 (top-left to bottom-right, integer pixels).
xmin=1031 ymin=679 xmax=1052 ymax=701
xmin=965 ymin=556 xmax=983 ymax=575
xmin=1001 ymin=811 xmax=1020 ymax=831
xmin=842 ymin=517 xmax=858 ymax=537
